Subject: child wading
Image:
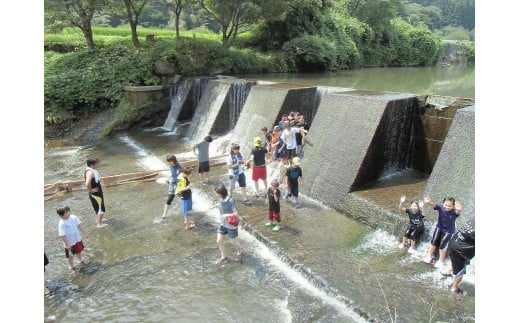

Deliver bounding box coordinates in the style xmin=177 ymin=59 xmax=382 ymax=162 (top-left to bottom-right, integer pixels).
xmin=175 ymin=166 xmax=195 ymax=229
xmin=285 ymin=157 xmax=304 ymax=208
xmin=422 ymin=196 xmax=462 ymax=268
xmin=398 ymin=195 xmax=425 ymax=253
xmin=161 ymin=154 xmax=182 ymax=221
xmin=57 ymin=204 xmax=88 ymax=271
xmin=265 ymin=179 xmax=282 ymax=231
xmin=214 ymin=184 xmax=244 ymax=265
xmin=227 ymin=143 xmax=252 ymax=205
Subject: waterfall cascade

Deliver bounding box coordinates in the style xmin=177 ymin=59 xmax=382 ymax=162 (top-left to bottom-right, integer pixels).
xmin=166 ymin=78 xmax=475 ymax=228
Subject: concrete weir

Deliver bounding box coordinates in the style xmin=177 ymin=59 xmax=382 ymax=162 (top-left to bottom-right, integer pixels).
xmin=424 ymin=105 xmax=475 ymax=223
xmin=230 ymin=83 xmax=318 ymax=153
xmin=301 ymin=91 xmax=417 ymax=222
xmin=120 ymin=80 xmax=476 ymax=321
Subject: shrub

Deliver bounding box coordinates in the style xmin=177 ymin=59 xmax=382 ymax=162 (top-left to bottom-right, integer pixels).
xmin=281 ymin=35 xmax=337 ymax=71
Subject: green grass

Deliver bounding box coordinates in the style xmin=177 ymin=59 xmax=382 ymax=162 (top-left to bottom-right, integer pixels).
xmin=45 ymin=26 xmax=223 ymax=45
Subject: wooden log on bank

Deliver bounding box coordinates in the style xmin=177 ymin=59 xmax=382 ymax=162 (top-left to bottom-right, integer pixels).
xmin=44 ymin=155 xmax=228 ymax=200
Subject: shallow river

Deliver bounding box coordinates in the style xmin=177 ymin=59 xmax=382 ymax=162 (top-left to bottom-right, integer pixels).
xmin=43 ymin=129 xmax=474 ymax=322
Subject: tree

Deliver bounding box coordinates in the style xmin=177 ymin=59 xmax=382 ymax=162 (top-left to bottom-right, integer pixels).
xmin=44 ymin=0 xmax=105 ymax=50
xmin=161 ymin=0 xmax=197 ymax=38
xmin=199 ymin=0 xmax=286 ymax=49
xmin=121 ymin=0 xmax=150 ymax=47
xmin=171 ymin=0 xmax=183 ymax=38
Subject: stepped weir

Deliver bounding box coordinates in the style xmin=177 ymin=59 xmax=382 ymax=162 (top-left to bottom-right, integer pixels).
xmin=163 ymin=77 xmax=475 ymax=230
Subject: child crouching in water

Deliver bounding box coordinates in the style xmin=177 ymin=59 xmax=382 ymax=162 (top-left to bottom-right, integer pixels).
xmin=265 ymin=179 xmax=282 ymax=231
xmin=398 ymin=195 xmax=425 ymax=253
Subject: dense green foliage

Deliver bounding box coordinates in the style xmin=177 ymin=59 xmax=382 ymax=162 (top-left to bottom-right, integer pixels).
xmin=44 ymin=37 xmax=275 ymax=124
xmin=44 ymin=0 xmax=474 ymax=125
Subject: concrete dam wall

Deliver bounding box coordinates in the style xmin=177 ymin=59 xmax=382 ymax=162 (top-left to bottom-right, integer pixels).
xmin=127 ymin=77 xmax=475 ymax=232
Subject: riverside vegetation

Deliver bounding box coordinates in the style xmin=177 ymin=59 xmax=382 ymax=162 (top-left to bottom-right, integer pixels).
xmin=44 ymin=0 xmax=475 ymax=137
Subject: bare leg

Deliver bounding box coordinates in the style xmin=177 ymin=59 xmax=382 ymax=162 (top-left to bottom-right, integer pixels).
xmin=438 ymin=248 xmax=448 ymax=264
xmin=410 ymin=239 xmax=417 ymax=249
xmin=241 ymin=187 xmax=248 ymax=201
xmin=427 ymin=244 xmax=436 ymax=259
xmin=67 ymin=255 xmax=74 ymax=269
xmin=96 ymin=213 xmax=107 ymax=227
xmin=162 ymin=204 xmax=170 ymax=219
xmin=230 ymin=238 xmax=243 ymax=255
xmin=216 ymin=234 xmax=226 ymax=259
xmin=254 ymin=181 xmax=259 ymax=196
xmin=451 ymin=275 xmax=464 ymax=292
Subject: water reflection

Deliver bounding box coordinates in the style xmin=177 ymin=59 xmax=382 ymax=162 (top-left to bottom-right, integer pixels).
xmin=241 ymin=65 xmax=475 ymax=99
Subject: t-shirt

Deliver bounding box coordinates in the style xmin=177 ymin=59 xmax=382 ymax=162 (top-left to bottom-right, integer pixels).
xmin=175 ymin=175 xmax=192 ymax=199
xmin=250 ymin=147 xmax=268 ymax=166
xmin=450 ymin=219 xmax=475 ymax=259
xmin=267 ymin=187 xmax=281 ymax=212
xmin=228 ymin=153 xmax=245 ymax=176
xmin=58 ymin=215 xmax=82 ymax=246
xmin=406 ymin=208 xmax=424 ymax=228
xmin=286 ymin=166 xmax=302 ymax=185
xmin=434 ymin=203 xmax=459 ymax=233
xmin=281 ymin=127 xmax=300 ymax=149
xmin=295 ymin=122 xmax=308 ymax=145
xmin=194 ymin=141 xmax=210 ymax=162
xmin=169 ymin=163 xmax=183 ymax=185
xmin=219 ymin=196 xmax=238 ymax=229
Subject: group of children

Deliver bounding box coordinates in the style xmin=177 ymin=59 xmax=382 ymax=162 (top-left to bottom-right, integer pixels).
xmin=266 ymin=112 xmax=309 ymax=165
xmin=54 ymin=113 xmax=474 ymax=294
xmin=51 ymin=151 xmax=471 ymax=297
xmin=398 ymin=195 xmax=474 ymax=294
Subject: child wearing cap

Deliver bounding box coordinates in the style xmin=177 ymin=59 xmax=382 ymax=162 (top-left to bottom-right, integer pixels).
xmin=246 ymin=137 xmax=268 ymax=198
xmin=285 ymin=157 xmax=304 ymax=208
xmin=175 ymin=166 xmax=195 ymax=229
xmin=265 ymin=179 xmax=282 ymax=231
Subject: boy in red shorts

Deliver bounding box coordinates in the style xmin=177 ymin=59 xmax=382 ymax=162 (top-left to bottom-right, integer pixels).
xmin=57 ymin=204 xmax=88 ymax=271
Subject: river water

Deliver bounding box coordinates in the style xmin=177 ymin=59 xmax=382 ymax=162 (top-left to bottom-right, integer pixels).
xmin=42 ymin=65 xmax=475 ymax=322
xmin=241 ymin=65 xmax=475 ymax=100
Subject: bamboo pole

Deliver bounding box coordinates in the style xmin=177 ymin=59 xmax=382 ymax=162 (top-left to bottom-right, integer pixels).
xmin=43 ymin=155 xmax=228 ymax=200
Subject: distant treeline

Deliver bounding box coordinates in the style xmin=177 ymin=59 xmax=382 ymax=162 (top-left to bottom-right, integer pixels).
xmin=44 ymin=0 xmax=474 ymax=125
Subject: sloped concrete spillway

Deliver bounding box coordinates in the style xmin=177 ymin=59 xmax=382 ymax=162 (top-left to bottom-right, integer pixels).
xmin=160 ymin=76 xmax=475 ymax=321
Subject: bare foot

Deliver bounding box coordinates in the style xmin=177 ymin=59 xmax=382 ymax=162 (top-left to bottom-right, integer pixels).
xmin=97 ymin=223 xmax=108 ymax=228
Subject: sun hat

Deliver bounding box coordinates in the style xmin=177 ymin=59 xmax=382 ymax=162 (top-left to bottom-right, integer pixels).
xmin=271 ymin=179 xmax=280 ymax=187
xmin=292 ymin=157 xmax=300 ymax=165
xmin=254 ymin=137 xmax=262 ymax=146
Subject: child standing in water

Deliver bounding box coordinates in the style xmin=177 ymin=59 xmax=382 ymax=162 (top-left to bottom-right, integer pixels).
xmin=227 ymin=143 xmax=252 ymax=205
xmin=175 ymin=166 xmax=195 ymax=229
xmin=161 ymin=154 xmax=183 ymax=221
xmin=265 ymin=179 xmax=282 ymax=231
xmin=285 ymin=157 xmax=304 ymax=208
xmin=57 ymin=204 xmax=88 ymax=271
xmin=398 ymin=195 xmax=425 ymax=253
xmin=85 ymin=158 xmax=107 ymax=228
xmin=214 ymin=184 xmax=244 ymax=265
xmin=422 ymin=196 xmax=462 ymax=268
